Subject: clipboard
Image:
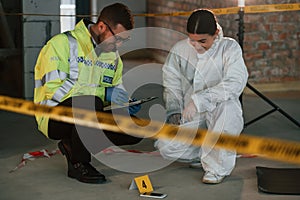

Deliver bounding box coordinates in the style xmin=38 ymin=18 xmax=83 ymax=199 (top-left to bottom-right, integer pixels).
xmin=103 ymin=96 xmax=158 ymax=111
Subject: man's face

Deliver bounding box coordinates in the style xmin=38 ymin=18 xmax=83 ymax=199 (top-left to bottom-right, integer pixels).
xmin=188 ymin=30 xmax=218 ymax=54
xmin=100 ymin=23 xmax=130 ymax=52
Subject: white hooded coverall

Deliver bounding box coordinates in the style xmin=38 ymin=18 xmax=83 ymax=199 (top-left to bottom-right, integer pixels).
xmin=155 ymin=27 xmax=248 ymax=176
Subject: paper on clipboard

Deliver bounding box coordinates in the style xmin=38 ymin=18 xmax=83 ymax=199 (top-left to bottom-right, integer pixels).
xmin=103 ymin=96 xmax=158 ymax=111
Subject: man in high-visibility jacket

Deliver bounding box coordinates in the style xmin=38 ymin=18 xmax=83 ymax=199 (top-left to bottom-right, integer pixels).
xmin=34 ymin=3 xmax=141 ymax=184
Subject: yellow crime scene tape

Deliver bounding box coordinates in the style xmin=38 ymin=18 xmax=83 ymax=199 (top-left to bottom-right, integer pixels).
xmin=0 ymin=95 xmax=300 ymax=165
xmin=0 ymin=3 xmax=299 ymax=18
xmin=135 ymin=3 xmax=300 ymax=17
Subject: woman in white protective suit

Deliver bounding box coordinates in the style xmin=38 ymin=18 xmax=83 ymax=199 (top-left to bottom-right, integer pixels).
xmin=155 ymin=9 xmax=248 ymax=184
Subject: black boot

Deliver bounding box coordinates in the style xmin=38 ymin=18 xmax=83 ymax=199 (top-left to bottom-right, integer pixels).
xmin=58 ymin=141 xmax=106 ymax=184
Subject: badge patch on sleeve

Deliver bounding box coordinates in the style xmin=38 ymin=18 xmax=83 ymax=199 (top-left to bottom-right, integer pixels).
xmin=103 ymin=76 xmax=113 ymax=84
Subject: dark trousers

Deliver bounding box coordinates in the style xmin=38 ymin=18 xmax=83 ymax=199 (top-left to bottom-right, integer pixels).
xmin=48 ymin=95 xmax=142 ymax=163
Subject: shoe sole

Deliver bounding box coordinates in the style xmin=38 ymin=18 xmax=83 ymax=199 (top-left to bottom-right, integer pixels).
xmin=58 ymin=142 xmax=70 ymax=160
xmin=202 ymin=179 xmax=223 ymax=184
xmin=68 ymin=173 xmax=107 ymax=184
xmin=202 ymin=177 xmax=225 ymax=184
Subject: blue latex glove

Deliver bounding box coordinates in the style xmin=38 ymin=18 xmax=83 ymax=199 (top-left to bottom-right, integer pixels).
xmin=105 ymin=87 xmax=129 ymax=105
xmin=128 ymin=98 xmax=141 ymax=115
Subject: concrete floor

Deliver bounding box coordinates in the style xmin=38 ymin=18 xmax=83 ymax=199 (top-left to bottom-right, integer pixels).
xmin=1 ymin=60 xmax=300 ymax=200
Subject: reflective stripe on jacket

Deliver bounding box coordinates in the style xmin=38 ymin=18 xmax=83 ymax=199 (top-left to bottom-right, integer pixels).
xmin=34 ymin=19 xmax=123 ymax=136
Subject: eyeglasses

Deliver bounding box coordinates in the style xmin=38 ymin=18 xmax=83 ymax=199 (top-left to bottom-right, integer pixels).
xmin=102 ymin=21 xmax=130 ymax=43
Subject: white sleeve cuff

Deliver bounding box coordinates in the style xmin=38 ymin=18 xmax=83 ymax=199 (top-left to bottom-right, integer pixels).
xmin=191 ymin=93 xmax=216 ymax=113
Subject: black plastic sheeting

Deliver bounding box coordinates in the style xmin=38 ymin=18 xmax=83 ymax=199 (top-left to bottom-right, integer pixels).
xmin=256 ymin=166 xmax=300 ymax=195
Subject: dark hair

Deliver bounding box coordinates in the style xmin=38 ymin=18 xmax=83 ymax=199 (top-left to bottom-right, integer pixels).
xmin=97 ymin=3 xmax=134 ymax=30
xmin=187 ymin=9 xmax=217 ymax=35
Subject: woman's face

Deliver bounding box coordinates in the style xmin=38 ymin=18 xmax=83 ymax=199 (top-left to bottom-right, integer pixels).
xmin=188 ymin=30 xmax=218 ymax=54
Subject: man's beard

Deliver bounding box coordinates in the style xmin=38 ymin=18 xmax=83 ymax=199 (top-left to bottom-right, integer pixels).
xmin=97 ymin=34 xmax=117 ymax=53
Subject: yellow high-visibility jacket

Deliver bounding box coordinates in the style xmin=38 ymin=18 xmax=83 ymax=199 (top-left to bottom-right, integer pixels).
xmin=34 ymin=19 xmax=123 ymax=137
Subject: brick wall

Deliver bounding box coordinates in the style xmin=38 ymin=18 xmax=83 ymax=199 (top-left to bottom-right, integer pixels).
xmin=147 ymin=0 xmax=300 ymax=85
